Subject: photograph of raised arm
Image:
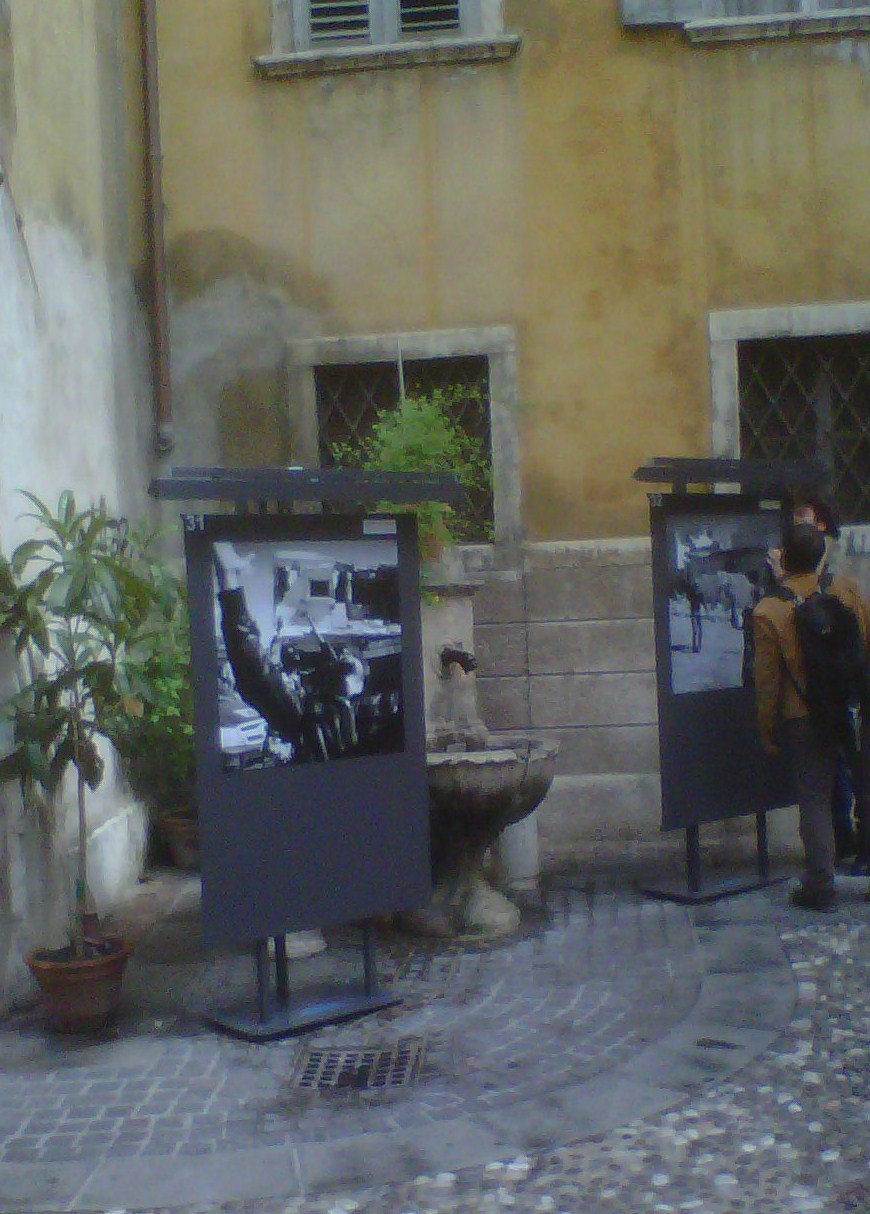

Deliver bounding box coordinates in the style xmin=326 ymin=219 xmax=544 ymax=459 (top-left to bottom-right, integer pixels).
xmin=211 ymin=538 xmax=404 ymax=771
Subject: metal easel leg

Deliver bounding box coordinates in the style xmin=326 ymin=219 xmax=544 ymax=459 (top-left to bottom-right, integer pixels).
xmin=274 ymin=934 xmax=289 ymax=1006
xmin=255 ymin=939 xmax=270 ymax=1023
xmin=756 ymin=812 xmax=770 ymax=881
xmin=362 ymin=919 xmax=378 ymax=997
xmin=686 ymin=825 xmax=702 ymax=894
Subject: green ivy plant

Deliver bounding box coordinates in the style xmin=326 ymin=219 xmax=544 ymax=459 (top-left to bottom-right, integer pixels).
xmin=331 ymin=386 xmax=493 ymax=557
xmin=0 ymin=492 xmax=163 ymax=954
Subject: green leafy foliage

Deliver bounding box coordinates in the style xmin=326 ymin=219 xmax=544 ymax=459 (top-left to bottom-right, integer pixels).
xmin=331 ymin=387 xmax=493 ymax=554
xmin=0 ymin=493 xmax=172 ymax=946
xmin=107 ymin=556 xmax=195 ymax=817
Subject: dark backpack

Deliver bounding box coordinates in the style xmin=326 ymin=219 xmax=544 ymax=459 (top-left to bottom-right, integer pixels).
xmin=778 ymin=575 xmax=870 ymax=748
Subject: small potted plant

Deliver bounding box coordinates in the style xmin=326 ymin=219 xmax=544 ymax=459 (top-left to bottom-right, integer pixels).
xmin=331 ymin=385 xmax=493 ymax=562
xmin=111 ymin=562 xmax=198 ymax=869
xmin=135 ymin=659 xmax=198 ymax=869
xmin=0 ymin=492 xmax=161 ymax=1032
xmin=331 ymin=385 xmax=493 ymax=737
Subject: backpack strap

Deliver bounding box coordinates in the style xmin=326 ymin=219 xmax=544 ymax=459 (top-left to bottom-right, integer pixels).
xmin=780 ymin=646 xmax=808 ymax=711
xmin=771 ymin=583 xmax=809 ymax=707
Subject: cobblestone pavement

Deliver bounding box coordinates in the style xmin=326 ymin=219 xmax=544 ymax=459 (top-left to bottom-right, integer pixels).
xmin=1 ymin=867 xmax=868 ymax=1213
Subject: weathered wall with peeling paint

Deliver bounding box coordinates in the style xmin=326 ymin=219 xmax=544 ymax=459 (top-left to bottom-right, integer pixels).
xmin=0 ymin=1 xmax=153 ymax=1012
xmin=155 ymin=0 xmax=870 ymax=539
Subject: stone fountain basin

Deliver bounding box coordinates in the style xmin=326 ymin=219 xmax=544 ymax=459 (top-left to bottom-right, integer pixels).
xmin=426 ymin=736 xmax=558 ymax=879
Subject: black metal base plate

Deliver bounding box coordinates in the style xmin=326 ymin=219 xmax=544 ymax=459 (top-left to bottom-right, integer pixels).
xmin=204 ymin=992 xmax=402 ymax=1042
xmin=638 ymin=873 xmax=790 ymax=906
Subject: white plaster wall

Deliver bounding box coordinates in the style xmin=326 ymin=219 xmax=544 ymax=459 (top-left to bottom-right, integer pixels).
xmin=0 ymin=206 xmax=151 ymax=546
xmin=0 ymin=186 xmax=153 ymax=1012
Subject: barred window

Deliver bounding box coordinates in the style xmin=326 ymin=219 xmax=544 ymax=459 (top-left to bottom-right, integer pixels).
xmin=738 ymin=334 xmax=870 ymax=524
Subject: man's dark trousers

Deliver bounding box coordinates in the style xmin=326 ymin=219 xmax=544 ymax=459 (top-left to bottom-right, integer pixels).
xmin=786 ymin=716 xmax=870 ymax=892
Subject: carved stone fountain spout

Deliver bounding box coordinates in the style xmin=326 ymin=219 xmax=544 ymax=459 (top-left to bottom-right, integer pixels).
xmin=416 ymin=645 xmax=558 ymax=937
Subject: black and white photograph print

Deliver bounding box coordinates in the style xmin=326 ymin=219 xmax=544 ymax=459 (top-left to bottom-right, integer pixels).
xmin=211 ymin=536 xmax=405 ymax=771
xmin=666 ymin=510 xmax=781 ymax=696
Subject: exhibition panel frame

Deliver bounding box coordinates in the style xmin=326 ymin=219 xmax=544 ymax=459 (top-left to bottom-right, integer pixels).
xmin=183 ymin=510 xmax=431 ymax=947
xmin=150 ymin=467 xmax=462 ymax=1037
xmin=650 ymin=491 xmax=794 ymax=833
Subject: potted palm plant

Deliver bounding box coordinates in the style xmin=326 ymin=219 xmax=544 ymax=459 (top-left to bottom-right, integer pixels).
xmin=0 ymin=492 xmax=161 ymax=1032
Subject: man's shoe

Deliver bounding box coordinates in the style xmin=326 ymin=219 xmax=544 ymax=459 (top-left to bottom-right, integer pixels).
xmin=849 ymin=856 xmax=870 ymax=877
xmin=789 ymin=884 xmax=837 ymax=912
xmin=865 ymin=885 xmax=870 ymax=903
xmin=834 ymin=824 xmax=859 ymax=862
xmin=835 ymin=839 xmax=858 ymax=863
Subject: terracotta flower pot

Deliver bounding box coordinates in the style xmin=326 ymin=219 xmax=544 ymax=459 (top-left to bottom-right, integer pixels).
xmin=27 ymin=937 xmax=132 ymax=1033
xmin=159 ymin=811 xmax=200 ymax=870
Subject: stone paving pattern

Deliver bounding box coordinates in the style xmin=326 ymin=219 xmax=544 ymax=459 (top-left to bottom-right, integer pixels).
xmin=0 ymin=866 xmax=868 ymax=1212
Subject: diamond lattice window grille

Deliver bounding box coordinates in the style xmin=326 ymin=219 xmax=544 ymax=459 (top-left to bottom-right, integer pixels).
xmin=314 ymin=354 xmax=493 ymax=541
xmin=315 ymin=361 xmax=400 ymax=457
xmin=738 ymin=334 xmax=870 ymax=524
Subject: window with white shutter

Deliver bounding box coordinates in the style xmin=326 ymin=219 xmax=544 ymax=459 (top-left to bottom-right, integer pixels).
xmin=260 ymin=0 xmax=519 ymax=78
xmin=282 ymin=0 xmax=487 ymax=50
xmin=399 ymin=0 xmax=461 ymax=35
xmin=309 ymin=1 xmax=370 ymax=42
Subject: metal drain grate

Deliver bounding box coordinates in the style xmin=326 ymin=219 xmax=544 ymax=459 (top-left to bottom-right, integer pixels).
xmin=385 ymin=949 xmax=464 ymax=986
xmin=290 ymin=1037 xmax=427 ymax=1092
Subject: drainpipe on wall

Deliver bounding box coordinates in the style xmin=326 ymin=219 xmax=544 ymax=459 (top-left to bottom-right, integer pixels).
xmin=140 ymin=0 xmax=174 ymax=455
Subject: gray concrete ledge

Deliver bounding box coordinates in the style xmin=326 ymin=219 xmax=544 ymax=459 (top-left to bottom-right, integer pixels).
xmin=685 ymin=9 xmax=870 ymax=40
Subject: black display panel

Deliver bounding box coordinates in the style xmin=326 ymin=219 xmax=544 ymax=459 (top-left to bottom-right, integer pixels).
xmin=182 ymin=512 xmax=431 ymax=946
xmin=650 ymin=493 xmax=795 ymax=830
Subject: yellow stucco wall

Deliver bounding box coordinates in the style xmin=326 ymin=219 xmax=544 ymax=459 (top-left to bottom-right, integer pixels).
xmin=4 ymin=0 xmax=144 ymax=266
xmin=156 ymin=0 xmax=870 ymax=539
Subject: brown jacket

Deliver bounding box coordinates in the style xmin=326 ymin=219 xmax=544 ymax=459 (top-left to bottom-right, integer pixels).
xmin=752 ymin=571 xmax=870 ymax=754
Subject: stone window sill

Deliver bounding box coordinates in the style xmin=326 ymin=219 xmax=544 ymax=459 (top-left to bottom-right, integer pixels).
xmin=253 ymin=34 xmax=521 ymax=80
xmin=684 ymin=8 xmax=870 ymax=43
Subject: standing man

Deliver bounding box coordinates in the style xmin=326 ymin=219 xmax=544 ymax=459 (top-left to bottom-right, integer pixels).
xmin=791 ymin=486 xmax=864 ymax=870
xmin=752 ymin=524 xmax=870 ymax=910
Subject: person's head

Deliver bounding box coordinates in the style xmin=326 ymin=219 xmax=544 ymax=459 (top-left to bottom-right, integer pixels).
xmin=781 ymin=523 xmax=826 ymax=576
xmin=792 ymin=484 xmax=840 ymax=539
